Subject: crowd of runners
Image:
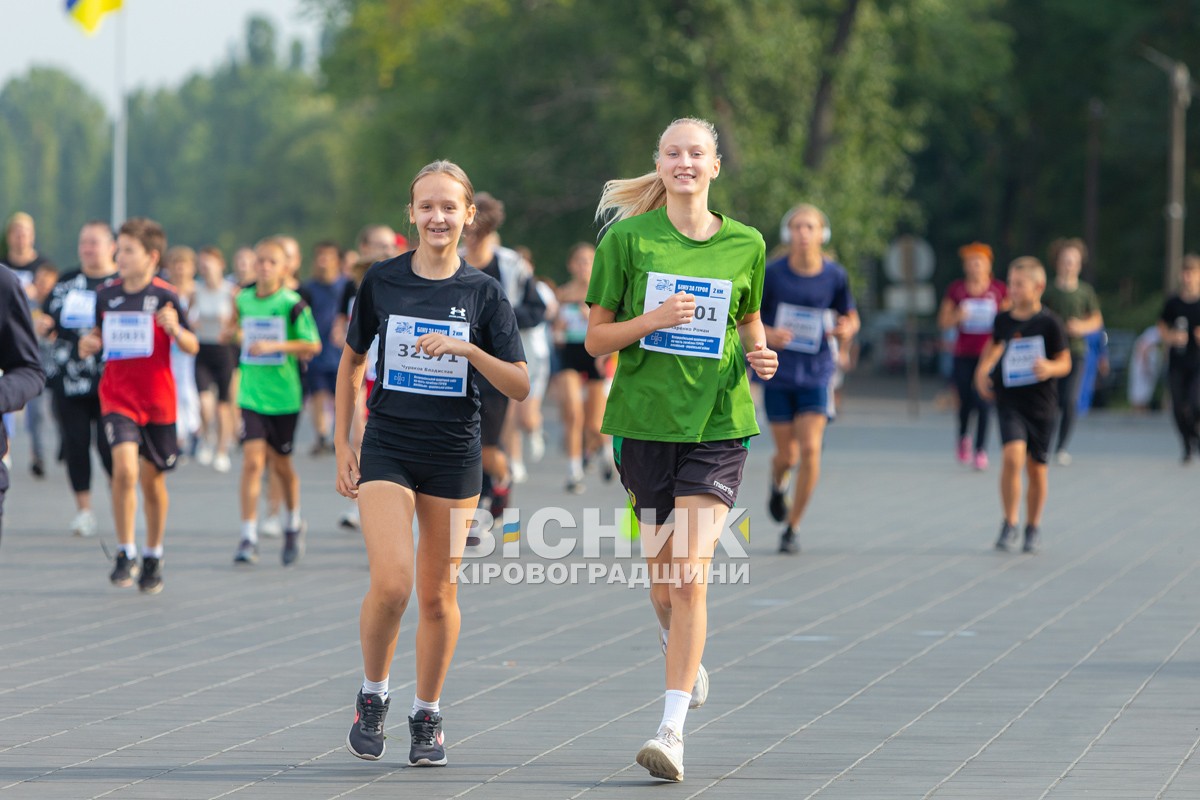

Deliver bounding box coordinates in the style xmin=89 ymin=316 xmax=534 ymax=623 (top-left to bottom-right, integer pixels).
xmin=2 ymin=117 xmax=1196 ymax=782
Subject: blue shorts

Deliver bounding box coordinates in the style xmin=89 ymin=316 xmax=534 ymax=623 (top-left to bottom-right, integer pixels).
xmin=763 ymin=385 xmax=832 ymax=423
xmin=303 ymin=362 xmax=339 ymax=395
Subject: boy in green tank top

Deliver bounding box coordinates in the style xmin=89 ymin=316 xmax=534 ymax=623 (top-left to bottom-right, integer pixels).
xmin=230 ymin=237 xmax=321 ymax=567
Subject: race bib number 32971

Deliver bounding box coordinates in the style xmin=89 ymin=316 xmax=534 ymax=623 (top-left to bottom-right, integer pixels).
xmin=383 ymin=314 xmax=470 ymax=396
xmin=640 ymin=272 xmax=732 ymax=360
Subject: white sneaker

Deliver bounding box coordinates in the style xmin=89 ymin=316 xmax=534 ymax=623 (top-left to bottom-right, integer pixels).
xmin=212 ymin=452 xmax=232 ymax=473
xmin=511 ymin=461 xmax=528 ymax=484
xmin=528 ymin=430 xmax=545 ymax=463
xmin=636 ymin=724 xmax=684 ymax=782
xmin=1056 ymin=451 xmax=1072 ymax=466
xmin=71 ymin=509 xmax=97 ymax=538
xmin=338 ymin=504 xmax=361 ymax=531
xmin=196 ymin=442 xmax=214 ymax=467
xmin=659 ymin=632 xmax=708 ymax=709
xmin=259 ymin=514 xmax=284 ymax=539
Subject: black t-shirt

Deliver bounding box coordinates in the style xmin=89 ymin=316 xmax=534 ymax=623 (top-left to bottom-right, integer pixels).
xmin=989 ymin=308 xmax=1068 ymax=419
xmin=346 ymin=252 xmax=525 ymax=465
xmin=1160 ymin=295 xmax=1200 ymax=370
xmin=339 ymin=279 xmax=357 ymax=317
xmin=44 ymin=269 xmax=117 ymax=397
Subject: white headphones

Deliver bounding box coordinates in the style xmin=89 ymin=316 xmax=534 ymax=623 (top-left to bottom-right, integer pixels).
xmin=780 ymin=204 xmax=831 ymax=245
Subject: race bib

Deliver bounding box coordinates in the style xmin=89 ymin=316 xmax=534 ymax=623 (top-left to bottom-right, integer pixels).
xmin=960 ymin=297 xmax=998 ymax=335
xmin=382 ymin=314 xmax=470 ymax=396
xmin=640 ymin=272 xmax=732 ymax=360
xmin=1001 ymin=335 xmax=1046 ymax=388
xmin=241 ymin=316 xmax=286 ymax=366
xmin=102 ymin=312 xmax=154 ymax=361
xmin=561 ymin=303 xmax=589 ymax=344
xmin=14 ymin=269 xmax=33 ymax=289
xmin=775 ymin=302 xmax=824 ymax=354
xmin=61 ymin=289 xmax=97 ymax=330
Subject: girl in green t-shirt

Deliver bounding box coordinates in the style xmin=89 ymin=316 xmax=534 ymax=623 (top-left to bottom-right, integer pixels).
xmin=585 ymin=117 xmax=778 ymax=782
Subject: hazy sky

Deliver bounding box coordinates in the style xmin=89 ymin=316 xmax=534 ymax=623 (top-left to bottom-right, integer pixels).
xmin=1 ymin=0 xmax=321 ymax=115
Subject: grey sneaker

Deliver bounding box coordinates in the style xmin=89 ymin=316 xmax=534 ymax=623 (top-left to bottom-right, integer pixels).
xmin=282 ymin=522 xmax=306 ymax=566
xmin=346 ymin=690 xmax=389 ymax=760
xmin=110 ymin=551 xmax=140 ymax=587
xmin=408 ymin=709 xmax=447 ymax=766
xmin=636 ymin=724 xmax=684 ymax=782
xmin=995 ymin=521 xmax=1018 ymax=552
xmin=233 ymin=539 xmax=259 ymax=565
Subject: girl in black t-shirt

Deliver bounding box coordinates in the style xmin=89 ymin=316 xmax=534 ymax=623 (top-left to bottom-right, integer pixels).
xmin=1158 ymin=254 xmax=1200 ymax=461
xmin=334 ymin=161 xmax=528 ymax=768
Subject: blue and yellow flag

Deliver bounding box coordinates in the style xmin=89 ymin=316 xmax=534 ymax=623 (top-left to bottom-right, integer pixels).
xmin=66 ymin=0 xmax=124 ymax=35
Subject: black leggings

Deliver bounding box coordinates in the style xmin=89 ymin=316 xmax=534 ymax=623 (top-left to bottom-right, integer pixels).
xmin=952 ymin=355 xmax=990 ymax=451
xmin=52 ymin=391 xmax=113 ymax=494
xmin=1054 ymin=354 xmax=1083 ymax=453
xmin=1168 ymin=364 xmax=1200 ymax=451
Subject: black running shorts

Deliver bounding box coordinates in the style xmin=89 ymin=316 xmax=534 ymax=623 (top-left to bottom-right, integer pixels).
xmin=240 ymin=409 xmax=299 ymax=456
xmin=613 ymin=437 xmax=749 ymax=526
xmin=997 ymin=404 xmax=1054 ymax=464
xmin=103 ymin=413 xmax=179 ymax=472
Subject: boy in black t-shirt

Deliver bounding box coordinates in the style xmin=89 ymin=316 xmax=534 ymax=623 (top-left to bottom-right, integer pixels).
xmin=975 ymin=257 xmax=1071 ymax=553
xmin=1158 ymin=254 xmax=1200 ymax=461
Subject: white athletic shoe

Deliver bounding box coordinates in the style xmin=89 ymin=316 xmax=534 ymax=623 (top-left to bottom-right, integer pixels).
xmin=259 ymin=514 xmax=284 ymax=539
xmin=636 ymin=724 xmax=684 ymax=782
xmin=1056 ymin=451 xmax=1072 ymax=466
xmin=338 ymin=504 xmax=361 ymax=531
xmin=196 ymin=442 xmax=214 ymax=467
xmin=70 ymin=509 xmax=97 ymax=538
xmin=511 ymin=461 xmax=528 ymax=484
xmin=528 ymin=430 xmax=546 ymax=463
xmin=659 ymin=632 xmax=709 ymax=709
xmin=212 ymin=453 xmax=232 ymax=473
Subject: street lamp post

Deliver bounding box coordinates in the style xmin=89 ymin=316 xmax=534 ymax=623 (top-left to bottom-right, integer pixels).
xmin=1143 ymin=48 xmax=1196 ymax=294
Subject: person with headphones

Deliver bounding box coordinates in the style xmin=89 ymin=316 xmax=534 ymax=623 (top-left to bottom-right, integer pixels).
xmin=760 ymin=204 xmax=858 ymax=553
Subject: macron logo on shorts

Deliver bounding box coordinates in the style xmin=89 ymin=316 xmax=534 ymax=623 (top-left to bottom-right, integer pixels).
xmin=713 ymin=479 xmax=733 ymax=498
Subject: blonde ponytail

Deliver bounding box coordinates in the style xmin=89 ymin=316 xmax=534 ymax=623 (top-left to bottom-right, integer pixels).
xmin=595 ymin=117 xmax=721 ymax=231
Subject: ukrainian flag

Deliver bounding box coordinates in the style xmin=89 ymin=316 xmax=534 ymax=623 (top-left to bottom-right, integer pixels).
xmin=67 ymin=0 xmax=123 ymax=35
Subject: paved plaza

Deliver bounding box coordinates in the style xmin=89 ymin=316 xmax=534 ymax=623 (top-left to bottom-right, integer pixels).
xmin=2 ymin=383 xmax=1198 ymax=799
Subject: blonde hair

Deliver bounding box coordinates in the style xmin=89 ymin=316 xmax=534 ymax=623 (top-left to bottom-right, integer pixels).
xmin=165 ymin=245 xmax=196 ymax=266
xmin=1008 ymin=256 xmax=1047 ymax=287
xmin=6 ymin=211 xmax=33 ymax=235
xmin=409 ymin=160 xmax=475 ymax=207
xmin=255 ymin=236 xmax=290 ymax=260
xmin=595 ymin=117 xmax=721 ymax=229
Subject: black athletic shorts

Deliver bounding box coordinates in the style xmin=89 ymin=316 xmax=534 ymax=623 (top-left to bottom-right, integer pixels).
xmin=240 ymin=409 xmax=299 ymax=456
xmin=358 ymin=447 xmax=483 ymax=500
xmin=558 ymin=343 xmax=603 ymax=381
xmin=194 ymin=343 xmax=235 ymax=402
xmin=102 ymin=413 xmax=179 ymax=472
xmin=479 ymin=389 xmax=510 ymax=448
xmin=613 ymin=436 xmax=749 ymax=526
xmin=997 ymin=404 xmax=1054 ymax=465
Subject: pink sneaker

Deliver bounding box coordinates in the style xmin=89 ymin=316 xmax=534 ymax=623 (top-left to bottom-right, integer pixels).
xmin=957 ymin=436 xmax=971 ymax=464
xmin=973 ymin=450 xmax=989 ymax=471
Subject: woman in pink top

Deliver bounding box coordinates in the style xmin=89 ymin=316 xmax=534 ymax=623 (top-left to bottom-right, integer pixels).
xmin=937 ymin=242 xmax=1008 ymax=470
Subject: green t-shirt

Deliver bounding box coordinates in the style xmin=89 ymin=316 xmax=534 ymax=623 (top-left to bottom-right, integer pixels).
xmin=586 ymin=206 xmax=765 ymax=443
xmin=1042 ymin=281 xmax=1100 ymax=354
xmin=235 ymin=286 xmax=320 ymax=415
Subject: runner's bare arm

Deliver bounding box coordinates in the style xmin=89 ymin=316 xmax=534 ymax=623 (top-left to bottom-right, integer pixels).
xmin=584 ymin=294 xmax=695 ymax=357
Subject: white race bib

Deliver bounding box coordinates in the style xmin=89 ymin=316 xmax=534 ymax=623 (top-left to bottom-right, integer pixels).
xmin=1001 ymin=335 xmax=1046 ymax=388
xmin=61 ymin=289 xmax=97 ymax=330
xmin=960 ymin=297 xmax=998 ymax=335
xmin=241 ymin=316 xmax=286 ymax=366
xmin=640 ymin=272 xmax=732 ymax=360
xmin=14 ymin=269 xmax=33 ymax=288
xmin=102 ymin=312 xmax=155 ymax=361
xmin=382 ymin=314 xmax=470 ymax=396
xmin=775 ymin=302 xmax=824 ymax=353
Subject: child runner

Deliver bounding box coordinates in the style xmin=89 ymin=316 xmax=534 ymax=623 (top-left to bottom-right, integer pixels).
xmin=43 ymin=221 xmax=119 ymax=537
xmin=586 ymin=118 xmax=777 ymax=782
xmin=1158 ymin=253 xmax=1200 ymax=461
xmin=230 ymin=237 xmax=321 ymax=566
xmin=761 ymin=204 xmax=858 ymax=554
xmin=189 ymin=246 xmax=237 ymax=473
xmin=1041 ymin=237 xmax=1102 ymax=465
xmin=936 ymin=242 xmax=1007 ymax=470
xmin=78 ymin=218 xmax=199 ymax=593
xmin=335 ymin=161 xmax=528 ymax=767
xmin=974 ymin=257 xmax=1070 ymax=554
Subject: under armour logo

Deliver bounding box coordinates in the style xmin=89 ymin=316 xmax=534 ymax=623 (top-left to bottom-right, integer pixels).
xmin=449 ymin=307 xmax=467 ymax=321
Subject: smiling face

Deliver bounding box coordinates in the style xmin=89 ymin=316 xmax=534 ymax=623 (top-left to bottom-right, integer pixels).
xmin=409 ymin=173 xmax=476 ymax=252
xmin=655 ymin=122 xmax=720 ymax=200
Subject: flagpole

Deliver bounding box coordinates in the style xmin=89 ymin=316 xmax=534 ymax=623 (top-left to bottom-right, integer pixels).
xmin=111 ymin=6 xmax=127 ymax=229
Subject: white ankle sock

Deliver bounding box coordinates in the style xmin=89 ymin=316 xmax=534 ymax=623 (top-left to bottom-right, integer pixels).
xmin=287 ymin=508 xmax=302 ymax=529
xmin=241 ymin=520 xmax=258 ymax=544
xmin=120 ymin=543 xmax=137 ymax=558
xmin=412 ymin=696 xmax=440 ymax=716
xmin=142 ymin=545 xmax=163 ymax=559
xmin=362 ymin=676 xmax=388 ymax=699
xmin=660 ymin=689 xmax=690 ymax=734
